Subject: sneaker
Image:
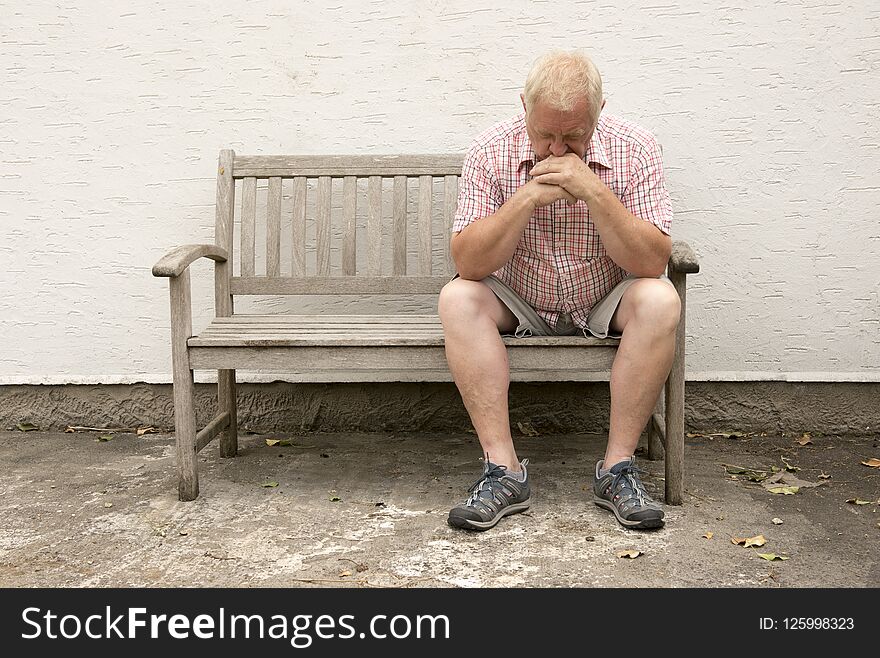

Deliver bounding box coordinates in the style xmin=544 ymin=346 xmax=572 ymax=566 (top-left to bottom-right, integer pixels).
xmin=448 ymin=458 xmax=531 ymax=531
xmin=593 ymin=457 xmax=665 ymax=529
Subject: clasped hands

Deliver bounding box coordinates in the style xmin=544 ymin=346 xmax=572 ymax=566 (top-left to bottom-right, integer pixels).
xmin=527 ymin=153 xmax=600 ymax=209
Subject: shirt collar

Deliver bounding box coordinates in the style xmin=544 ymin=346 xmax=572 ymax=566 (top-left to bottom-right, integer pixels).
xmin=517 ymin=114 xmax=611 ymax=170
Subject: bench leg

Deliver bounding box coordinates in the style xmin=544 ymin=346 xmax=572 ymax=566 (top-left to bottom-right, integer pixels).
xmin=170 ymin=271 xmax=199 ymax=501
xmin=647 ymin=387 xmax=665 ymax=461
xmin=664 ymin=271 xmax=687 ymax=506
xmin=218 ymin=368 xmax=238 ymax=457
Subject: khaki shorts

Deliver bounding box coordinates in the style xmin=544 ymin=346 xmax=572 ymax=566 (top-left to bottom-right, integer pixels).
xmin=471 ymin=274 xmax=671 ymax=339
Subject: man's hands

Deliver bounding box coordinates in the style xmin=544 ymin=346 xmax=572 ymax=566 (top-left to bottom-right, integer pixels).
xmin=525 ymin=179 xmax=578 ymax=209
xmin=529 ymin=153 xmax=601 ymax=203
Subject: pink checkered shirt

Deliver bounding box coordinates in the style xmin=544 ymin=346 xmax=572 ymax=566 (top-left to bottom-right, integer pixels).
xmin=453 ymin=112 xmax=673 ymax=330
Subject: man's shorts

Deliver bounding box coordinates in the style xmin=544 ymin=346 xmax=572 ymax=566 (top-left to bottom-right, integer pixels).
xmin=474 ymin=274 xmax=671 ymax=340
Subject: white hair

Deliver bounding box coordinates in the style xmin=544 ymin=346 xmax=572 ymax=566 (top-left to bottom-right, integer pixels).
xmin=523 ymin=50 xmax=603 ymax=123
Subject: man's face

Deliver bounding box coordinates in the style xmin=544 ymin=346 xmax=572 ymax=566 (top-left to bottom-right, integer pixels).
xmin=522 ymin=94 xmax=596 ymax=161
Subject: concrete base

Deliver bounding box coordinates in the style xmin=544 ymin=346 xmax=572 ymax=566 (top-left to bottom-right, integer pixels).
xmin=1 ymin=382 xmax=879 ymax=435
xmin=1 ymin=429 xmax=877 ymax=587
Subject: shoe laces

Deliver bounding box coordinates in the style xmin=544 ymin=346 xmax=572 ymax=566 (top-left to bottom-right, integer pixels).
xmin=611 ymin=463 xmax=650 ymax=508
xmin=466 ymin=458 xmax=509 ymax=506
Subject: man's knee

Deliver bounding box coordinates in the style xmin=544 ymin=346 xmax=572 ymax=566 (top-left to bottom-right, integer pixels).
xmin=626 ymin=279 xmax=681 ymax=333
xmin=438 ymin=278 xmax=495 ymax=321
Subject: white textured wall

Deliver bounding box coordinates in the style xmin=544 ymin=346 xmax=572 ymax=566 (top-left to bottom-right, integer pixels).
xmin=1 ymin=0 xmax=878 ymax=384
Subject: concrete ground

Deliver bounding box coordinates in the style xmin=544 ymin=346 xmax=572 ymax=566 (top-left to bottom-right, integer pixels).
xmin=1 ymin=428 xmax=878 ymax=587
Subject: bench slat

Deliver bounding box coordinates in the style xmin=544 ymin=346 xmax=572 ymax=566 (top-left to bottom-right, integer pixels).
xmin=444 ymin=175 xmax=457 ymax=275
xmin=316 ymin=177 xmax=331 ymax=276
xmin=267 ymin=177 xmax=282 ymax=276
xmin=230 ymin=276 xmax=450 ymax=295
xmin=240 ymin=177 xmax=257 ymax=276
xmin=392 ymin=176 xmax=407 ymax=275
xmin=292 ymin=177 xmax=307 ymax=276
xmin=367 ymin=177 xmax=382 ymax=275
xmin=232 ymin=154 xmax=464 ymax=178
xmin=341 ymin=176 xmax=357 ymax=275
xmin=418 ymin=176 xmax=432 ymax=275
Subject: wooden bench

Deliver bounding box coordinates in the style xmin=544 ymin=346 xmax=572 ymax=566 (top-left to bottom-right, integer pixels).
xmin=153 ymin=150 xmax=700 ymax=503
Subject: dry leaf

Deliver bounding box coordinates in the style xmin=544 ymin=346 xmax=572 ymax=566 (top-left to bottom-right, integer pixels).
xmin=757 ymin=553 xmax=789 ymax=561
xmin=861 ymin=458 xmax=880 ymax=468
xmin=796 ymin=434 xmax=812 ymax=446
xmin=761 ymin=471 xmax=826 ymax=492
xmin=846 ymin=498 xmax=871 ymax=505
xmin=731 ymin=534 xmax=766 ymax=547
xmin=64 ymin=426 xmax=75 ymax=433
xmin=818 ymin=473 xmax=832 ymax=480
xmin=329 ymin=496 xmax=341 ymax=502
xmin=772 ymin=518 xmax=783 ymax=525
xmin=261 ymin=481 xmax=279 ymax=488
xmin=517 ymin=421 xmax=540 ymax=437
xmin=103 ymin=502 xmax=113 ymax=508
xmin=768 ymin=486 xmax=800 ymax=495
xmin=780 ymin=456 xmax=800 ymax=472
xmin=339 ymin=570 xmax=352 ymax=578
xmin=136 ymin=426 xmax=158 ymax=436
xmin=616 ymin=549 xmax=643 ymax=559
xmin=702 ymin=532 xmax=713 ymax=540
xmin=17 ymin=422 xmax=38 ymax=432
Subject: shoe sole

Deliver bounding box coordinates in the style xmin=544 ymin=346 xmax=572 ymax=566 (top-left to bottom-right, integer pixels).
xmin=593 ymin=498 xmax=665 ymax=529
xmin=447 ymin=499 xmax=531 ymax=531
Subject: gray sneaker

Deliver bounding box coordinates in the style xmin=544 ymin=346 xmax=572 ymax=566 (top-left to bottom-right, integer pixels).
xmin=448 ymin=458 xmax=531 ymax=531
xmin=593 ymin=457 xmax=665 ymax=529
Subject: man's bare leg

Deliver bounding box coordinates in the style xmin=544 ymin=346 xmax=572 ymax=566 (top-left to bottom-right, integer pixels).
xmin=603 ymin=278 xmax=681 ymax=468
xmin=438 ymin=278 xmax=521 ymax=472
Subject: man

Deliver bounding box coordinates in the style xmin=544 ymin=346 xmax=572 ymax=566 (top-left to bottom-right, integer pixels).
xmin=439 ymin=50 xmax=679 ymax=532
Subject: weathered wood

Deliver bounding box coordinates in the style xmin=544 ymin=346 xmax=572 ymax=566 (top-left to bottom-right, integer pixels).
xmin=648 ymin=411 xmax=665 ymax=461
xmin=169 ymin=270 xmax=198 ymax=501
xmin=665 ymin=270 xmax=688 ymax=505
xmin=316 ymin=177 xmax=331 ymax=276
xmin=670 ymin=240 xmax=700 ymax=274
xmin=233 ymin=154 xmax=463 ymax=178
xmin=392 ymin=176 xmax=407 ymax=275
xmin=267 ymin=177 xmax=282 ymax=276
xmin=231 ymin=275 xmax=464 ymax=295
xmin=341 ymin=176 xmax=357 ymax=275
xmin=240 ymin=177 xmax=257 ymax=277
xmin=292 ymin=177 xmax=307 ymax=277
xmin=218 ymin=369 xmax=237 ymax=458
xmin=444 ymin=175 xmax=458 ymax=275
xmin=367 ymin=176 xmax=381 ymax=276
xmin=152 ymin=244 xmax=228 ymax=278
xmin=418 ymin=176 xmax=432 ymax=275
xmin=188 ymin=343 xmax=620 ymax=372
xmin=194 ymin=411 xmax=230 ymax=453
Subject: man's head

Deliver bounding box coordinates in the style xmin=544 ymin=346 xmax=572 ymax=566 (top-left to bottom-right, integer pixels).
xmin=521 ymin=50 xmax=605 ymax=161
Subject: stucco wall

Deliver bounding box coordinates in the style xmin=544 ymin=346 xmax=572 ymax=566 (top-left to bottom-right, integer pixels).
xmin=2 ymin=1 xmax=878 ymax=384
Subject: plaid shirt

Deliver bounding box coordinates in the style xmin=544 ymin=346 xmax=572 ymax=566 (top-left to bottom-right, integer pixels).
xmin=453 ymin=112 xmax=673 ymax=330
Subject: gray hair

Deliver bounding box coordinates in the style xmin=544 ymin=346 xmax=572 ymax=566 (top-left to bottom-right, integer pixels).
xmin=523 ymin=50 xmax=603 ymax=122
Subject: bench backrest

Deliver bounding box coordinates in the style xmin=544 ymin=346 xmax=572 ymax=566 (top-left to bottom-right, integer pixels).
xmin=215 ymin=150 xmax=463 ymax=296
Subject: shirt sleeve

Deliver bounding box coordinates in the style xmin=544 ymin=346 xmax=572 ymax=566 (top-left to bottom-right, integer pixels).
xmin=452 ymin=143 xmax=503 ymax=234
xmin=620 ymin=135 xmax=673 ymax=236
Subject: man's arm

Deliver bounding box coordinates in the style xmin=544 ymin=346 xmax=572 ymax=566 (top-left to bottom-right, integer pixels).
xmin=453 ymin=181 xmax=576 ymax=281
xmin=530 ymin=152 xmax=672 ymax=277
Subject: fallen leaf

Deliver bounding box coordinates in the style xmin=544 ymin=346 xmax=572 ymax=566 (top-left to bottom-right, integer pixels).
xmin=339 ymin=570 xmax=352 ymax=577
xmin=780 ymin=456 xmax=800 ymax=472
xmin=846 ymin=498 xmax=871 ymax=505
xmin=768 ymin=486 xmax=800 ymax=495
xmin=64 ymin=426 xmax=75 ymax=433
xmin=731 ymin=534 xmax=766 ymax=547
xmin=265 ymin=439 xmax=281 ymax=446
xmin=103 ymin=502 xmax=113 ymax=508
xmin=97 ymin=435 xmax=114 ymax=442
xmin=761 ymin=471 xmax=826 ymax=492
xmin=702 ymin=532 xmax=713 ymax=540
xmin=17 ymin=422 xmax=38 ymax=432
xmin=723 ymin=464 xmax=771 ymax=482
xmin=261 ymin=481 xmax=279 ymax=488
xmin=772 ymin=518 xmax=783 ymax=525
xmin=796 ymin=434 xmax=813 ymax=446
xmin=329 ymin=496 xmax=341 ymax=502
xmin=818 ymin=473 xmax=832 ymax=480
xmin=136 ymin=426 xmax=158 ymax=436
xmin=179 ymin=530 xmax=189 ymax=536
xmin=616 ymin=549 xmax=643 ymax=559
xmin=757 ymin=553 xmax=789 ymax=561
xmin=716 ymin=430 xmax=746 ymax=439
xmin=517 ymin=421 xmax=540 ymax=437
xmin=861 ymin=458 xmax=880 ymax=468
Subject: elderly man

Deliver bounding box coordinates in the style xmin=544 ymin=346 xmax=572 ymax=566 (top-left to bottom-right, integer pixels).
xmin=440 ymin=50 xmax=679 ymax=531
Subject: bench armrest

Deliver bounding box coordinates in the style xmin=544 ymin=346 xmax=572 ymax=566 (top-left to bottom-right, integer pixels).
xmin=152 ymin=244 xmax=228 ymax=278
xmin=669 ymin=240 xmax=700 ymax=274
